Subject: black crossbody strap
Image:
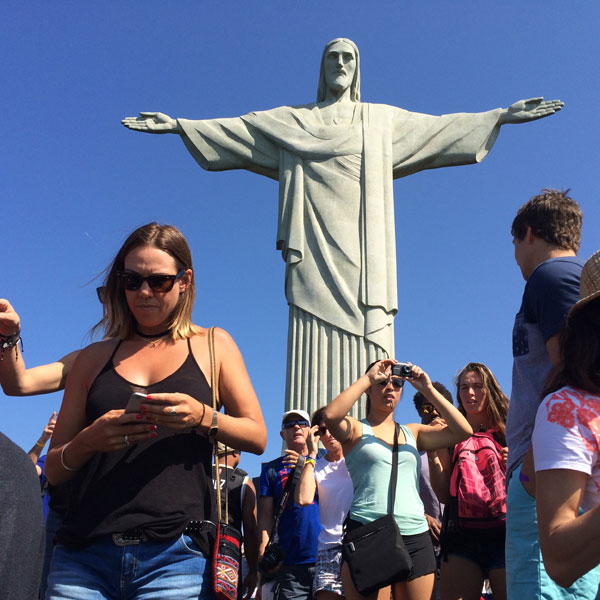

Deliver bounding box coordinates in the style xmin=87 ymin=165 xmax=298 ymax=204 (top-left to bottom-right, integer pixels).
xmin=267 ymin=459 xmax=303 ymax=543
xmin=388 ymin=422 xmax=400 ymax=511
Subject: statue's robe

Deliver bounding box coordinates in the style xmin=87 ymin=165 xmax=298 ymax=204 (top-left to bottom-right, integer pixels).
xmin=178 ymin=103 xmax=501 ymax=416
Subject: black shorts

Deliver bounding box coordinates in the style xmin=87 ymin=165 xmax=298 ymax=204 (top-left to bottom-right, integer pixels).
xmin=441 ymin=525 xmax=505 ymax=573
xmin=345 ymin=519 xmax=436 ymax=581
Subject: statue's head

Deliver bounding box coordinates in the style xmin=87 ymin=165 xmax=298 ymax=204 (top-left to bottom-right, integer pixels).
xmin=317 ymin=38 xmax=360 ymax=103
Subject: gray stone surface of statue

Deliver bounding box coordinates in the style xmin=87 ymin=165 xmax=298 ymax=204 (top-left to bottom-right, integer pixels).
xmin=122 ymin=38 xmax=563 ymax=419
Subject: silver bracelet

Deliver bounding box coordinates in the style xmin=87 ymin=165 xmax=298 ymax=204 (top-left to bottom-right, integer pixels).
xmin=60 ymin=441 xmax=78 ymax=472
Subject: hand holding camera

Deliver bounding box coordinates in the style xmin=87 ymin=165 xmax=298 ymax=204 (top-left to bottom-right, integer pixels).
xmin=258 ymin=542 xmax=286 ymax=576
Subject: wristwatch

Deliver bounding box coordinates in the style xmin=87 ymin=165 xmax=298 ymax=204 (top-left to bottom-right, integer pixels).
xmin=208 ymin=409 xmax=219 ymax=439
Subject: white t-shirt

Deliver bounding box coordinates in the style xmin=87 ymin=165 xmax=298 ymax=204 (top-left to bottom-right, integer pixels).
xmin=313 ymin=455 xmax=354 ymax=549
xmin=533 ymin=386 xmax=600 ymax=513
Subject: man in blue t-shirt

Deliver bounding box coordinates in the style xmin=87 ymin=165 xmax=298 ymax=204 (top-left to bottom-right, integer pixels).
xmin=506 ymin=188 xmax=600 ymax=598
xmin=258 ymin=409 xmax=321 ymax=600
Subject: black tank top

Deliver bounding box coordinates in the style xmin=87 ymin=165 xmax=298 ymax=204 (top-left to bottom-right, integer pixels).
xmin=57 ymin=338 xmax=216 ymax=553
xmin=212 ymin=465 xmax=247 ymax=532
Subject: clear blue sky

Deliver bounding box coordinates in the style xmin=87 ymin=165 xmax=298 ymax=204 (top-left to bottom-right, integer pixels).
xmin=3 ymin=2 xmax=599 ymax=478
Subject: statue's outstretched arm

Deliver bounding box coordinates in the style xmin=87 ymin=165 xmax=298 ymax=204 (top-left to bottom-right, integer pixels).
xmin=121 ymin=112 xmax=182 ymax=134
xmin=499 ymin=97 xmax=564 ymax=125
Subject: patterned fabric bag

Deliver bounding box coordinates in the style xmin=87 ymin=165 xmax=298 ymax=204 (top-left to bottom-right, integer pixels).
xmin=448 ymin=431 xmax=506 ymax=529
xmin=209 ymin=327 xmax=243 ymax=600
xmin=213 ymin=522 xmax=242 ymax=600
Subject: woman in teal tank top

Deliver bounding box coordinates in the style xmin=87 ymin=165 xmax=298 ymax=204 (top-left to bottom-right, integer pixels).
xmin=323 ymin=359 xmax=472 ymax=600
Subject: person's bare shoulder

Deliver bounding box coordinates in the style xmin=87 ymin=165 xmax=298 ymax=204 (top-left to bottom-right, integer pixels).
xmin=69 ymin=338 xmax=121 ymax=385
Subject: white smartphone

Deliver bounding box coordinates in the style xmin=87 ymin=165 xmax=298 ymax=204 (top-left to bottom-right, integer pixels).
xmin=125 ymin=392 xmax=148 ymax=414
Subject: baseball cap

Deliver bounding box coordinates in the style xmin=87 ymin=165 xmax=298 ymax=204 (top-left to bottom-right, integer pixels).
xmin=281 ymin=409 xmax=311 ymax=428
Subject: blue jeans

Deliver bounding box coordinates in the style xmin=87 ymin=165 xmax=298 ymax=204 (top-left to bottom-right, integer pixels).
xmin=506 ymin=464 xmax=600 ymax=600
xmin=40 ymin=507 xmax=64 ymax=600
xmin=45 ymin=534 xmax=212 ymax=599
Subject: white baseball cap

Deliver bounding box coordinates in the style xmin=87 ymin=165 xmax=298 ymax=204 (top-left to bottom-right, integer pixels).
xmin=281 ymin=409 xmax=311 ymax=428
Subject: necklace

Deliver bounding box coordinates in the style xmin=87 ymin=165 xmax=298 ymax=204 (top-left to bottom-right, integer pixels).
xmin=134 ymin=327 xmax=171 ymax=348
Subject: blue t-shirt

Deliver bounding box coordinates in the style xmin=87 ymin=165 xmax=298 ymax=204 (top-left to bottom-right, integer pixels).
xmin=507 ymin=256 xmax=583 ymax=478
xmin=259 ymin=456 xmax=320 ymax=565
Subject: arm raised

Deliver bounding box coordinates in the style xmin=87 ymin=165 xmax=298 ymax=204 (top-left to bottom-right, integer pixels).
xmin=295 ymin=425 xmax=319 ymax=506
xmin=323 ymin=358 xmax=398 ymax=449
xmin=404 ymin=365 xmax=472 ymax=451
xmin=0 ymin=298 xmax=79 ymax=395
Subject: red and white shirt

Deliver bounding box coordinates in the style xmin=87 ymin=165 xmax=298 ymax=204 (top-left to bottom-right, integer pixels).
xmin=533 ymin=386 xmax=600 ymax=513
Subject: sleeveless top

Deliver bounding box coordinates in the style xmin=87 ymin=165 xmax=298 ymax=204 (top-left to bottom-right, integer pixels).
xmin=345 ymin=420 xmax=429 ymax=536
xmin=57 ymin=338 xmax=216 ymax=553
xmin=213 ymin=465 xmax=248 ymax=533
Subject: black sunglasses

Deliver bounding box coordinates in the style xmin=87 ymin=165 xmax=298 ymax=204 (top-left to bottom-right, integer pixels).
xmin=378 ymin=377 xmax=404 ymax=389
xmin=282 ymin=419 xmax=310 ymax=429
xmin=315 ymin=425 xmax=327 ymax=436
xmin=420 ymin=403 xmax=436 ymax=415
xmin=118 ymin=270 xmax=185 ymax=293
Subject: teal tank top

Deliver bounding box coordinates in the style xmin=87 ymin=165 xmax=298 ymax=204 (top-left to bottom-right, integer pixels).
xmin=345 ymin=420 xmax=428 ymax=535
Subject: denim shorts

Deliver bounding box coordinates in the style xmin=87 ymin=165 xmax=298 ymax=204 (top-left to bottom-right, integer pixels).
xmin=314 ymin=546 xmax=343 ymax=595
xmin=46 ymin=533 xmax=213 ymax=599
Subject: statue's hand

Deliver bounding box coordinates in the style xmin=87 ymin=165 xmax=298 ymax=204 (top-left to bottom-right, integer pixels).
xmin=500 ymin=98 xmax=564 ymax=124
xmin=121 ymin=112 xmax=181 ymax=134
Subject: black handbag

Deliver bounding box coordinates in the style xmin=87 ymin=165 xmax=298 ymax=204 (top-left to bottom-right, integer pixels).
xmin=342 ymin=422 xmax=413 ymax=595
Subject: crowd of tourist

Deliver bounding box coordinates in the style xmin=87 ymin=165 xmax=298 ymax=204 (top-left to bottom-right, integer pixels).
xmin=1 ymin=188 xmax=599 ymax=600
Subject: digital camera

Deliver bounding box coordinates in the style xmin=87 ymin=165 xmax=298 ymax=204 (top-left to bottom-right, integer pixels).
xmin=392 ymin=363 xmax=413 ymax=378
xmin=259 ymin=543 xmax=286 ymax=575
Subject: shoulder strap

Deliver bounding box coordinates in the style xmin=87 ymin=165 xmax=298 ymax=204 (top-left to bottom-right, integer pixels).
xmin=209 ymin=327 xmax=228 ymax=525
xmin=268 ymin=459 xmax=303 ymax=543
xmin=388 ymin=422 xmax=400 ymax=511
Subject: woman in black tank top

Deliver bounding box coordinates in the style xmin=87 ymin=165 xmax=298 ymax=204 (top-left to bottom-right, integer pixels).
xmin=44 ymin=223 xmax=266 ymax=599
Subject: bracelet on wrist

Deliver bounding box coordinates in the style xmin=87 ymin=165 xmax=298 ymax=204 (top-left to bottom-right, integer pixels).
xmin=305 ymin=457 xmax=316 ymax=467
xmin=35 ymin=441 xmax=45 ymax=448
xmin=0 ymin=331 xmax=23 ymax=361
xmin=60 ymin=441 xmax=78 ymax=472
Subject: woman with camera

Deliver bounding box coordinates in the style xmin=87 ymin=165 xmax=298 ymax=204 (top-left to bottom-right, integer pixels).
xmin=532 ymin=250 xmax=600 ymax=589
xmin=323 ymin=359 xmax=472 ymax=600
xmin=44 ymin=222 xmax=266 ymax=599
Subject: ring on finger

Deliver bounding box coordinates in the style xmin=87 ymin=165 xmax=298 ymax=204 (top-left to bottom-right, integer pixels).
xmin=124 ymin=434 xmax=130 ymax=447
xmin=169 ymin=406 xmax=177 ymax=415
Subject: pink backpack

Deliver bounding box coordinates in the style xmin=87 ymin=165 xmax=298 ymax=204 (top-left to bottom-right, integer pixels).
xmin=449 ymin=432 xmax=506 ymax=529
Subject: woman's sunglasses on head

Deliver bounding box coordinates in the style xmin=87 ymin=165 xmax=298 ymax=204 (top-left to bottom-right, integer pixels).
xmin=118 ymin=270 xmax=185 ymax=293
xmin=315 ymin=425 xmax=328 ymax=436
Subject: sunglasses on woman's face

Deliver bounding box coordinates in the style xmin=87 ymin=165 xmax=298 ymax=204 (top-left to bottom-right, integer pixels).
xmin=118 ymin=270 xmax=185 ymax=293
xmin=315 ymin=425 xmax=328 ymax=436
xmin=378 ymin=377 xmax=404 ymax=389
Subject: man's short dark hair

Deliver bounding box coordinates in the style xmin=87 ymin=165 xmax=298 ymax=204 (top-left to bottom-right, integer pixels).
xmin=413 ymin=382 xmax=453 ymax=410
xmin=511 ymin=188 xmax=582 ymax=252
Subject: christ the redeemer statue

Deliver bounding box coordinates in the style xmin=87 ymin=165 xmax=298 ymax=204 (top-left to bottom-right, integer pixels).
xmin=123 ymin=38 xmax=562 ymax=419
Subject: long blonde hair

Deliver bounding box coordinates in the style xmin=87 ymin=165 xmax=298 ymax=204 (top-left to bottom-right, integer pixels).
xmin=95 ymin=223 xmax=201 ymax=340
